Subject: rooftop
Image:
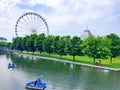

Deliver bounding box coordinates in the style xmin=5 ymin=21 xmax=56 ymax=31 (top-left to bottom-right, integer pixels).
xmin=80 ymin=30 xmax=93 ymax=40
xmin=0 ymin=37 xmax=7 ymax=41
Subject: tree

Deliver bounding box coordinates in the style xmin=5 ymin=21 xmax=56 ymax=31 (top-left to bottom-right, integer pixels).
xmin=62 ymin=35 xmax=71 ymax=54
xmin=44 ymin=35 xmax=55 ymax=57
xmin=68 ymin=36 xmax=83 ymax=61
xmin=10 ymin=42 xmax=14 ymax=50
xmin=21 ymin=36 xmax=29 ymax=52
xmin=34 ymin=33 xmax=45 ymax=54
xmin=16 ymin=37 xmax=23 ymax=52
xmin=53 ymin=35 xmax=60 ymax=54
xmin=7 ymin=42 xmax=11 ymax=49
xmin=106 ymin=33 xmax=120 ymax=63
xmin=26 ymin=34 xmax=38 ymax=54
xmin=57 ymin=36 xmax=67 ymax=59
xmin=11 ymin=37 xmax=23 ymax=51
xmin=82 ymin=36 xmax=111 ymax=64
xmin=11 ymin=37 xmax=17 ymax=50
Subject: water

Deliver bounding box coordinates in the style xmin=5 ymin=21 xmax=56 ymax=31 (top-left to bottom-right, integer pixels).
xmin=0 ymin=53 xmax=120 ymax=90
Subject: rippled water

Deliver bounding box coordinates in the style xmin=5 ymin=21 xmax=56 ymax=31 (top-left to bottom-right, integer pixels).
xmin=0 ymin=53 xmax=120 ymax=90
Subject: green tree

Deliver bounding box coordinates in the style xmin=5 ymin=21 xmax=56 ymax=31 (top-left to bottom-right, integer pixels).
xmin=26 ymin=34 xmax=38 ymax=54
xmin=82 ymin=36 xmax=111 ymax=64
xmin=11 ymin=37 xmax=23 ymax=51
xmin=22 ymin=36 xmax=29 ymax=52
xmin=57 ymin=36 xmax=67 ymax=59
xmin=68 ymin=36 xmax=83 ymax=61
xmin=16 ymin=37 xmax=23 ymax=51
xmin=106 ymin=33 xmax=120 ymax=63
xmin=7 ymin=42 xmax=11 ymax=49
xmin=53 ymin=35 xmax=60 ymax=54
xmin=34 ymin=33 xmax=45 ymax=54
xmin=62 ymin=35 xmax=71 ymax=54
xmin=10 ymin=42 xmax=15 ymax=50
xmin=10 ymin=38 xmax=17 ymax=50
xmin=44 ymin=35 xmax=55 ymax=57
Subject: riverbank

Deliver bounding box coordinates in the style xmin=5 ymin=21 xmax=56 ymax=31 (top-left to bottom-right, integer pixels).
xmin=14 ymin=52 xmax=120 ymax=72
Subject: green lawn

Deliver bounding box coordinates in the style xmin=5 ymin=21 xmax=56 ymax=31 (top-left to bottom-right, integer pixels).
xmin=22 ymin=52 xmax=120 ymax=69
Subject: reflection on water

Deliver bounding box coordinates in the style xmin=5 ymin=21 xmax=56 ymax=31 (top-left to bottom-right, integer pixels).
xmin=0 ymin=53 xmax=120 ymax=90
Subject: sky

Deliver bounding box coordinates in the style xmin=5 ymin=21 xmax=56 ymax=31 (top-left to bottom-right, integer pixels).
xmin=0 ymin=0 xmax=120 ymax=42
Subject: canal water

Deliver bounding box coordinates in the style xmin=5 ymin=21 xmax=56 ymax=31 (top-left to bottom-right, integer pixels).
xmin=0 ymin=53 xmax=120 ymax=90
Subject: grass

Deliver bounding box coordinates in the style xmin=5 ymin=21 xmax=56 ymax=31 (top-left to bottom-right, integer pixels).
xmin=21 ymin=52 xmax=120 ymax=69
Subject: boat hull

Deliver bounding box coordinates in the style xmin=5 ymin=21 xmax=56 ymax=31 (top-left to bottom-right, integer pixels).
xmin=25 ymin=86 xmax=46 ymax=90
xmin=25 ymin=81 xmax=46 ymax=90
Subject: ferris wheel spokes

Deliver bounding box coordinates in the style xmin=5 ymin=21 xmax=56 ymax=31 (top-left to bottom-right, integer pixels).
xmin=15 ymin=12 xmax=49 ymax=37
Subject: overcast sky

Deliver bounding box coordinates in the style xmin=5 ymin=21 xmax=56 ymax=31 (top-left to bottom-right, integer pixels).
xmin=0 ymin=0 xmax=120 ymax=42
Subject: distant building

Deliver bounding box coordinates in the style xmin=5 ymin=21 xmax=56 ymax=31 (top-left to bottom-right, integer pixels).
xmin=0 ymin=37 xmax=7 ymax=42
xmin=0 ymin=37 xmax=7 ymax=51
xmin=80 ymin=30 xmax=93 ymax=40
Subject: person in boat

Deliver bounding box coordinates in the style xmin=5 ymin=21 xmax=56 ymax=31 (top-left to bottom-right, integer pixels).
xmin=11 ymin=63 xmax=16 ymax=68
xmin=8 ymin=62 xmax=16 ymax=68
xmin=8 ymin=63 xmax=11 ymax=66
xmin=8 ymin=63 xmax=11 ymax=68
xmin=29 ymin=78 xmax=42 ymax=87
xmin=34 ymin=78 xmax=41 ymax=86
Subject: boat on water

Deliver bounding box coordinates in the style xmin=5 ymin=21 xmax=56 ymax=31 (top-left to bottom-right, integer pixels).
xmin=25 ymin=75 xmax=46 ymax=90
xmin=8 ymin=63 xmax=16 ymax=69
xmin=25 ymin=81 xmax=46 ymax=90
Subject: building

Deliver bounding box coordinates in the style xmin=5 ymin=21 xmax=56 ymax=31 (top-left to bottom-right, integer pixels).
xmin=0 ymin=37 xmax=7 ymax=51
xmin=0 ymin=37 xmax=7 ymax=42
xmin=80 ymin=30 xmax=93 ymax=40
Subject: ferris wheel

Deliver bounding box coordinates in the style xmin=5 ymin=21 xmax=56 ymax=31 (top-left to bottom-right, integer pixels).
xmin=15 ymin=12 xmax=49 ymax=37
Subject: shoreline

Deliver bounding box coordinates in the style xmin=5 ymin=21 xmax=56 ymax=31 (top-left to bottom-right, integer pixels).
xmin=15 ymin=53 xmax=120 ymax=72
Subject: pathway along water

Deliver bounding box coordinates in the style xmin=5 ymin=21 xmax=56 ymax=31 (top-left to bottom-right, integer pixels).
xmin=0 ymin=53 xmax=120 ymax=90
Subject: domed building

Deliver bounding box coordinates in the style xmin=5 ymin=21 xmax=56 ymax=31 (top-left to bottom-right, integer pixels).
xmin=80 ymin=30 xmax=93 ymax=40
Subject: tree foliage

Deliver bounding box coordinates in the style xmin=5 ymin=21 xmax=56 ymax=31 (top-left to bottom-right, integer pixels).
xmin=22 ymin=36 xmax=29 ymax=52
xmin=57 ymin=36 xmax=69 ymax=58
xmin=10 ymin=33 xmax=119 ymax=65
xmin=34 ymin=33 xmax=45 ymax=54
xmin=68 ymin=36 xmax=83 ymax=61
xmin=44 ymin=35 xmax=55 ymax=57
xmin=82 ymin=36 xmax=111 ymax=64
xmin=26 ymin=34 xmax=38 ymax=54
xmin=11 ymin=37 xmax=23 ymax=51
xmin=53 ymin=35 xmax=60 ymax=54
xmin=106 ymin=33 xmax=120 ymax=63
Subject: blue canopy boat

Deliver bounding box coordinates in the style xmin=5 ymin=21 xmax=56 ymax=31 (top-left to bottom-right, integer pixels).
xmin=25 ymin=75 xmax=46 ymax=90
